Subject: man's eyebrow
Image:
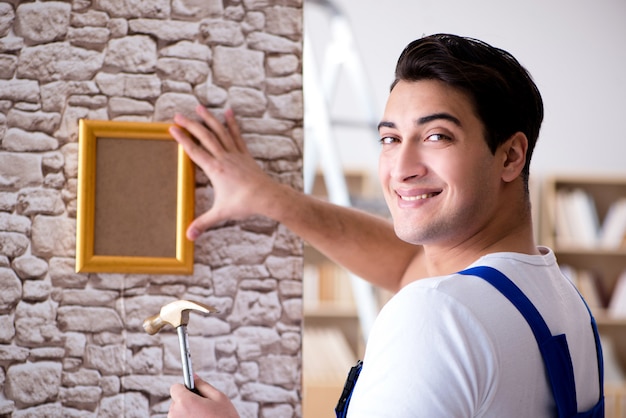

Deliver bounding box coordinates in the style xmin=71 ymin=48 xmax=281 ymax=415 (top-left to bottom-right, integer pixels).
xmin=377 ymin=113 xmax=462 ymax=131
xmin=377 ymin=121 xmax=395 ymax=131
xmin=418 ymin=113 xmax=462 ymax=126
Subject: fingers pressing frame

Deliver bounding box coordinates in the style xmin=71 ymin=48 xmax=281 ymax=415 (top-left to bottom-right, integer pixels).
xmin=171 ymin=112 xmax=225 ymax=159
xmin=168 ymin=123 xmax=213 ymax=169
xmin=171 ymin=106 xmax=247 ymax=159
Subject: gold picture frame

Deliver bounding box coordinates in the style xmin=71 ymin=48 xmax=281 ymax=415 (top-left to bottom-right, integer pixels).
xmin=76 ymin=119 xmax=195 ymax=274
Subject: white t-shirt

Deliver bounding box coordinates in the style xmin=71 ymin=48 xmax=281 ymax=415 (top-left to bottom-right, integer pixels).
xmin=347 ymin=248 xmax=601 ymax=417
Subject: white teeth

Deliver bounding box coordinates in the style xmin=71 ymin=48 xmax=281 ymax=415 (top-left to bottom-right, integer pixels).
xmin=401 ymin=193 xmax=438 ymax=201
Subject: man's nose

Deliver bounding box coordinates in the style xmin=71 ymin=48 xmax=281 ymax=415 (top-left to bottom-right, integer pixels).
xmin=390 ymin=142 xmax=427 ymax=181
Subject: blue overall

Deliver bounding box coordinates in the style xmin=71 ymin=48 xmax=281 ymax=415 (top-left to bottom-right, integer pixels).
xmin=335 ymin=266 xmax=605 ymax=418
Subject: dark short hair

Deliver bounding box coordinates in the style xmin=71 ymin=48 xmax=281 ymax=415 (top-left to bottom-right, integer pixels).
xmin=392 ymin=34 xmax=544 ymax=184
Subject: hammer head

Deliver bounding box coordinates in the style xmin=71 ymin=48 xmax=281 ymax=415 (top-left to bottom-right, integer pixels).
xmin=143 ymin=299 xmax=218 ymax=335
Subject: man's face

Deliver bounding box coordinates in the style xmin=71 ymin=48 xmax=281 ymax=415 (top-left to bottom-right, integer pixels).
xmin=378 ymin=79 xmax=503 ymax=248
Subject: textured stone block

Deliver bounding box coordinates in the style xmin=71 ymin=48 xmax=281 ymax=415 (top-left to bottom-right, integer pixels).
xmin=0 ymin=314 xmax=15 ymax=342
xmin=247 ymin=32 xmax=301 ymax=54
xmin=128 ymin=346 xmax=163 ymax=374
xmin=195 ymin=226 xmax=275 ymax=266
xmin=0 ymin=80 xmax=38 ymax=102
xmin=5 ymin=361 xmax=62 ymax=406
xmin=95 ymin=0 xmax=171 ymax=19
xmin=230 ymin=290 xmax=282 ymax=327
xmin=31 ymin=215 xmax=76 ymax=258
xmin=156 ymin=57 xmax=209 ymax=85
xmin=49 ymin=257 xmax=88 ymax=289
xmin=22 ymin=280 xmax=52 ymax=302
xmin=213 ymin=46 xmax=265 ymax=87
xmin=229 ymin=86 xmax=267 ymax=116
xmin=258 ymin=354 xmax=299 ymax=385
xmin=105 ymin=35 xmax=156 ymax=72
xmin=17 ymin=188 xmax=65 ymax=216
xmin=0 ymin=153 xmax=43 ymax=191
xmin=8 ymin=109 xmax=61 ymax=134
xmin=0 ymin=212 xmax=30 ymax=234
xmin=0 ymin=54 xmax=16 ymax=79
xmin=154 ymin=91 xmax=200 ymax=121
xmin=62 ymin=368 xmax=101 ymax=387
xmin=0 ymin=233 xmax=29 ymax=262
xmin=121 ymin=374 xmax=179 ymax=398
xmin=17 ymin=43 xmax=104 ymax=82
xmin=267 ymin=54 xmax=299 ymax=77
xmin=266 ymin=255 xmax=302 ymax=280
xmin=3 ymin=128 xmax=58 ymax=152
xmin=68 ymin=26 xmax=111 ymax=48
xmin=14 ymin=299 xmax=63 ymax=346
xmin=172 ymin=0 xmax=223 ymax=18
xmin=201 ymin=20 xmax=244 ymax=46
xmin=128 ymin=18 xmax=198 ymax=41
xmin=59 ymin=385 xmax=102 ymax=410
xmin=160 ymin=40 xmax=211 ymax=61
xmin=84 ymin=344 xmax=128 ymax=375
xmin=40 ymin=80 xmax=99 ymax=112
xmin=98 ymin=392 xmax=150 ymax=418
xmin=245 ymin=134 xmax=300 ymax=160
xmin=63 ymin=332 xmax=87 ymax=357
xmin=0 ymin=3 xmax=15 ymax=38
xmin=268 ymin=90 xmax=303 ymax=120
xmin=15 ymin=2 xmax=71 ymax=45
xmin=95 ymin=72 xmax=161 ymax=99
xmin=240 ymin=382 xmax=298 ymax=403
xmin=108 ymin=97 xmax=154 ymax=118
xmin=58 ymin=306 xmax=123 ymax=333
xmin=70 ymin=10 xmax=110 ymax=27
xmin=0 ymin=345 xmax=29 ymax=362
xmin=265 ymin=6 xmax=302 ymax=38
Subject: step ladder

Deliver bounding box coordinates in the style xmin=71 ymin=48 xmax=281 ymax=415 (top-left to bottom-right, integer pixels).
xmin=303 ymin=0 xmax=383 ymax=341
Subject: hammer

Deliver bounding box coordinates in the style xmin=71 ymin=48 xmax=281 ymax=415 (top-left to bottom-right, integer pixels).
xmin=143 ymin=300 xmax=218 ymax=394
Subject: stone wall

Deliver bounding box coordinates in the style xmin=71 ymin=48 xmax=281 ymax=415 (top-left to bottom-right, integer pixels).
xmin=0 ymin=0 xmax=303 ymax=417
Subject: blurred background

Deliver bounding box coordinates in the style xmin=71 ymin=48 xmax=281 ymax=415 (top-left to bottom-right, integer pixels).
xmin=305 ymin=0 xmax=626 ymax=177
xmin=301 ymin=1 xmax=626 ymax=416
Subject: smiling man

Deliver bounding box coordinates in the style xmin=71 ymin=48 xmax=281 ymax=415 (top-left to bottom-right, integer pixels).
xmin=167 ymin=34 xmax=603 ymax=417
xmin=377 ymin=77 xmax=537 ymax=272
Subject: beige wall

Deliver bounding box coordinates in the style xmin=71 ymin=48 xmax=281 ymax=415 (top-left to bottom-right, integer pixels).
xmin=0 ymin=0 xmax=304 ymax=416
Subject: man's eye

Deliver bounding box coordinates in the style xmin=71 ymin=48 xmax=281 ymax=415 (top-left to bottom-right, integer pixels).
xmin=379 ymin=136 xmax=397 ymax=145
xmin=426 ymin=133 xmax=450 ymax=142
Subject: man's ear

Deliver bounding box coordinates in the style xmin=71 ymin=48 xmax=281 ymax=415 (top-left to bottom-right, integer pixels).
xmin=500 ymin=132 xmax=528 ymax=183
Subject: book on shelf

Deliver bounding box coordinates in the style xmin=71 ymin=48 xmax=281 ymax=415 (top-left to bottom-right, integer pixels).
xmin=599 ymin=197 xmax=626 ymax=249
xmin=303 ymin=261 xmax=355 ymax=309
xmin=577 ymin=270 xmax=604 ymax=311
xmin=554 ymin=188 xmax=600 ymax=248
xmin=303 ymin=264 xmax=321 ymax=307
xmin=561 ymin=266 xmax=604 ymax=311
xmin=554 ymin=188 xmax=626 ymax=250
xmin=608 ymin=270 xmax=626 ymax=318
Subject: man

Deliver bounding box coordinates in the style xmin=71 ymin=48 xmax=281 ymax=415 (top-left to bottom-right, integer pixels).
xmin=167 ymin=34 xmax=603 ymax=417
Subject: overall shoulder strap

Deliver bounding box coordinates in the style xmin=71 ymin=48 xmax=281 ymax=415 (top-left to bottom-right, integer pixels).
xmin=459 ymin=266 xmax=581 ymax=417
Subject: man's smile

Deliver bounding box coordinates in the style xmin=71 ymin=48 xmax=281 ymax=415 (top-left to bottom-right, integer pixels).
xmin=398 ymin=191 xmax=442 ymax=201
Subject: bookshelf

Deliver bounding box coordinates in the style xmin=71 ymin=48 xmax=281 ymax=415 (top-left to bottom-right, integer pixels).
xmin=302 ymin=170 xmax=388 ymax=416
xmin=539 ymin=175 xmax=626 ymax=406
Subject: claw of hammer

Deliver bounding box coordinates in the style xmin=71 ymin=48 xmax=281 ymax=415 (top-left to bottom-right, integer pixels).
xmin=143 ymin=300 xmax=219 ymax=394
